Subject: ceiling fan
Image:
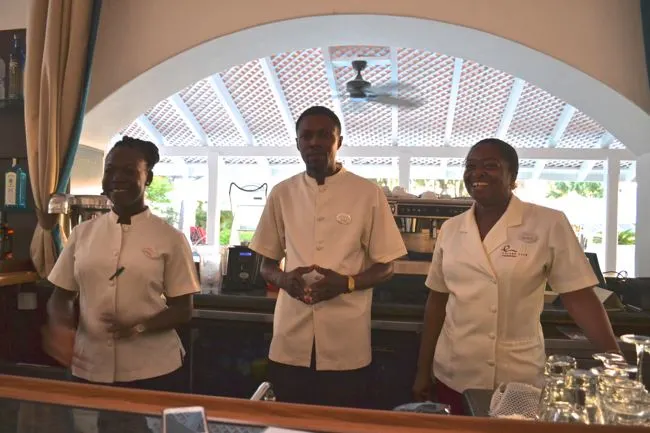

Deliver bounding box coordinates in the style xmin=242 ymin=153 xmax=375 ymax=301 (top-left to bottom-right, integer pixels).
xmin=342 ymin=60 xmax=420 ymax=108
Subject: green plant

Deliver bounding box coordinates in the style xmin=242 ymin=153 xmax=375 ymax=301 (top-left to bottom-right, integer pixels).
xmin=145 ymin=176 xmax=173 ymax=204
xmin=219 ymin=210 xmax=234 ymax=245
xmin=546 ymin=181 xmax=604 ymax=199
xmin=618 ymin=229 xmax=635 ymax=245
xmin=145 ymin=176 xmax=179 ymax=226
xmin=195 ymin=201 xmax=207 ymax=228
xmin=591 ymin=229 xmax=635 ymax=245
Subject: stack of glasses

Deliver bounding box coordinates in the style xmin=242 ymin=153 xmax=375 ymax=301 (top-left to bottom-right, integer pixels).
xmin=537 ymin=334 xmax=650 ymax=426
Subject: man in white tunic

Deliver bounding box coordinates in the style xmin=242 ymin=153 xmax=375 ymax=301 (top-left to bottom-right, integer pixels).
xmin=250 ymin=106 xmax=407 ymax=408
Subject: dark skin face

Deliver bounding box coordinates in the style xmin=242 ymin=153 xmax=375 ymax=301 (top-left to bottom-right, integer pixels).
xmin=463 ymin=142 xmax=516 ymax=210
xmin=296 ymin=114 xmax=342 ymax=184
xmin=102 ymin=147 xmax=152 ymax=216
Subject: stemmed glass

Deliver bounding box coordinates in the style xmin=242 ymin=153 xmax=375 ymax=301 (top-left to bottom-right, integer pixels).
xmin=593 ymin=352 xmax=625 ymax=368
xmin=620 ymin=334 xmax=650 ymax=384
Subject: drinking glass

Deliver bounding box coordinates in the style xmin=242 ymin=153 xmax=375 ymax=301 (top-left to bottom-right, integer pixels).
xmin=619 ymin=334 xmax=650 ymax=384
xmin=538 ymin=355 xmax=577 ymax=418
xmin=593 ymin=352 xmax=625 ymax=368
xmin=538 ymin=401 xmax=589 ymax=424
xmin=544 ymin=355 xmax=577 ymax=376
xmin=606 ymin=398 xmax=649 ymax=425
xmin=565 ymin=369 xmax=604 ymax=424
xmin=601 ymin=377 xmax=648 ymax=425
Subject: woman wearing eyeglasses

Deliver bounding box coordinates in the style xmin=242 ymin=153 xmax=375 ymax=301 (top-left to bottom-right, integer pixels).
xmin=412 ymin=138 xmax=621 ymax=415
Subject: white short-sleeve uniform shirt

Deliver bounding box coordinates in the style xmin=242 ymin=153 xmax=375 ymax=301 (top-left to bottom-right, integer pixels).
xmin=426 ymin=195 xmax=598 ymax=392
xmin=48 ymin=209 xmax=200 ymax=383
xmin=250 ymin=168 xmax=407 ymax=371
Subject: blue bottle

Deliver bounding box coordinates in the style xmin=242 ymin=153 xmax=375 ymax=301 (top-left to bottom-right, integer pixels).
xmin=4 ymin=158 xmax=27 ymax=209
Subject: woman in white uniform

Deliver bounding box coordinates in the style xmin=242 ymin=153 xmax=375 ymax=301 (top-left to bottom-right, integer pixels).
xmin=43 ymin=136 xmax=200 ymax=393
xmin=412 ymin=138 xmax=620 ymax=414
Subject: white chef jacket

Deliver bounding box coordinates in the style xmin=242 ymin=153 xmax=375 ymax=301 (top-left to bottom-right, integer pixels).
xmin=426 ymin=195 xmax=598 ymax=392
xmin=250 ymin=168 xmax=407 ymax=371
xmin=48 ymin=209 xmax=200 ymax=383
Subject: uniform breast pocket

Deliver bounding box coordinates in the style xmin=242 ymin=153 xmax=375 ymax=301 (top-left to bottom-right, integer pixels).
xmin=123 ymin=247 xmax=166 ymax=291
xmin=74 ymin=244 xmax=113 ymax=285
xmin=332 ymin=211 xmax=364 ymax=243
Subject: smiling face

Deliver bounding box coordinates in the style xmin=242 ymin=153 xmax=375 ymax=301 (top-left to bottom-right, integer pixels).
xmin=296 ymin=114 xmax=342 ymax=176
xmin=102 ymin=147 xmax=151 ymax=210
xmin=463 ymin=142 xmax=516 ymax=207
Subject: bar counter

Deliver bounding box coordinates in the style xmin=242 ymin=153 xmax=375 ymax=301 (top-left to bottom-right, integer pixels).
xmin=0 ymin=270 xmax=39 ymax=287
xmin=1 ymin=279 xmax=649 ymax=409
xmin=0 ymin=374 xmax=640 ymax=433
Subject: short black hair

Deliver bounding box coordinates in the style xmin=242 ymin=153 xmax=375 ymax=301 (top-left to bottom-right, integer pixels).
xmin=109 ymin=136 xmax=160 ymax=170
xmin=295 ymin=106 xmax=341 ymax=134
xmin=470 ymin=138 xmax=519 ymax=180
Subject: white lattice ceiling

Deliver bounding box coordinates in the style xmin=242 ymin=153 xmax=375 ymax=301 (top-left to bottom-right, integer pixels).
xmin=118 ymin=45 xmax=631 ymax=179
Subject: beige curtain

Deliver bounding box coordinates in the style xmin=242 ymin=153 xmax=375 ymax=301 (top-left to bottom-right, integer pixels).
xmin=24 ymin=0 xmax=95 ymax=278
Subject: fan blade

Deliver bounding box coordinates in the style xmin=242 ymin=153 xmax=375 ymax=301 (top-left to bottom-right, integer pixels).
xmin=369 ymin=94 xmax=421 ymax=108
xmin=366 ymin=82 xmax=414 ymax=95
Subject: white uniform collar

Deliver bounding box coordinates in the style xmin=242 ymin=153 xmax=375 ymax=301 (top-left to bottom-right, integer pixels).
xmin=461 ymin=194 xmax=524 ymax=233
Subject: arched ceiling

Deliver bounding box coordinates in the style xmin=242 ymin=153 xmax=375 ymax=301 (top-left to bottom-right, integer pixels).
xmin=114 ymin=45 xmax=634 ymax=181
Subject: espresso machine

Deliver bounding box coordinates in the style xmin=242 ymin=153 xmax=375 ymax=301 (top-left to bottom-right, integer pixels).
xmin=389 ymin=197 xmax=473 ymax=269
xmin=374 ymin=197 xmax=473 ymax=305
xmin=48 ymin=193 xmax=112 ymax=238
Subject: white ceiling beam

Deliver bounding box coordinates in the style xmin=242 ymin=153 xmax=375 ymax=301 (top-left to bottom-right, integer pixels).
xmin=546 ymin=104 xmax=576 ymax=147
xmin=256 ymin=156 xmax=272 ymax=178
xmin=168 ymin=94 xmax=211 ymax=146
xmin=575 ymin=131 xmax=614 ymax=181
xmin=331 ymin=57 xmax=391 ymax=67
xmin=159 ymin=145 xmax=634 ymax=160
xmin=626 ymin=161 xmax=637 ymax=182
xmin=495 ymin=78 xmax=525 ymax=139
xmin=576 ymin=161 xmax=597 ymax=182
xmin=321 ymin=47 xmax=348 ymax=138
xmin=136 ymin=115 xmax=165 ymax=146
xmin=439 ymin=158 xmax=448 ymax=178
xmin=390 ymin=47 xmax=399 ymax=146
xmin=597 ymin=131 xmax=615 ymax=149
xmin=153 ymin=161 xmax=635 ymax=183
xmin=530 ymin=160 xmax=546 ymax=180
xmin=207 ymin=73 xmax=255 ymax=145
xmin=444 ymin=58 xmax=464 ymax=144
xmin=259 ymin=57 xmax=296 ymax=141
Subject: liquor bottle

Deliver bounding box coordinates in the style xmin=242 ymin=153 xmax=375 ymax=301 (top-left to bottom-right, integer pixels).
xmin=0 ymin=212 xmax=14 ymax=260
xmin=7 ymin=33 xmax=22 ymax=100
xmin=0 ymin=56 xmax=6 ymax=101
xmin=4 ymin=158 xmax=27 ymax=209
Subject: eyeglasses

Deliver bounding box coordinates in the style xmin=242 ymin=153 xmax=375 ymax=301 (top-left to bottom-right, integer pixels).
xmin=464 ymin=159 xmax=503 ymax=171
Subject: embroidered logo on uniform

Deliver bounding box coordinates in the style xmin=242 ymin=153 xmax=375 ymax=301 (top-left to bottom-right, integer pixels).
xmin=501 ymin=244 xmax=528 ymax=258
xmin=336 ymin=213 xmax=352 ymax=225
xmin=520 ymin=232 xmax=538 ymax=244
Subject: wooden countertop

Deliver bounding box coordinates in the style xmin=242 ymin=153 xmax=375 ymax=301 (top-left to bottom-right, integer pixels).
xmin=0 ymin=271 xmax=40 ymax=287
xmin=0 ymin=374 xmax=638 ymax=433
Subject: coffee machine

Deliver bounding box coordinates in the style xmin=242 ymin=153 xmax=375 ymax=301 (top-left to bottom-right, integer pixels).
xmin=374 ymin=197 xmax=473 ymax=305
xmin=221 ymin=244 xmax=266 ymax=293
xmin=48 ymin=193 xmax=112 ymax=238
xmin=389 ymin=197 xmax=473 ymax=272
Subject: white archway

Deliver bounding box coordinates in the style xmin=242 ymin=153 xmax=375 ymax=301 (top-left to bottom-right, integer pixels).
xmin=82 ymin=15 xmax=650 ymax=157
